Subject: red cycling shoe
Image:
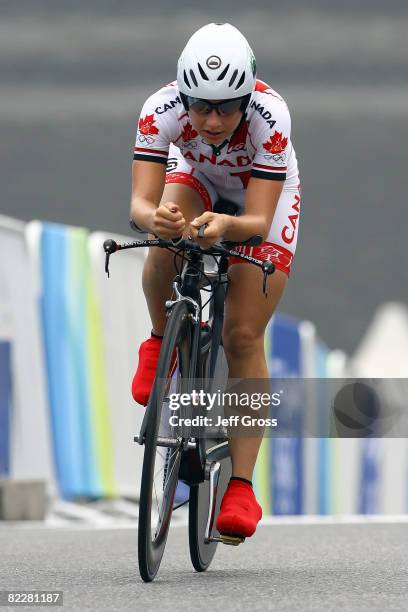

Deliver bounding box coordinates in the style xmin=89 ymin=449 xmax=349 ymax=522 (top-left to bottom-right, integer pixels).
xmin=132 ymin=335 xmax=177 ymax=406
xmin=132 ymin=323 xmax=210 ymax=406
xmin=216 ymin=479 xmax=263 ymax=539
xmin=132 ymin=336 xmax=162 ymax=406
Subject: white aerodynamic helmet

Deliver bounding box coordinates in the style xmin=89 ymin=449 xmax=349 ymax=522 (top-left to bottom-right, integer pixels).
xmin=177 ymin=23 xmax=257 ymax=106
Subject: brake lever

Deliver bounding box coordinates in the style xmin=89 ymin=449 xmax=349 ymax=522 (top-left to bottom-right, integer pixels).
xmin=103 ymin=239 xmax=118 ymax=278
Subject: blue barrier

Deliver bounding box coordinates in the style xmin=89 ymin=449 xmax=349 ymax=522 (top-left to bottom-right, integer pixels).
xmin=269 ymin=313 xmax=303 ymax=515
xmin=41 ymin=225 xmax=81 ymax=498
xmin=360 ymin=438 xmax=382 ymax=514
xmin=41 ymin=224 xmax=102 ymax=499
xmin=0 ymin=341 xmax=12 ymax=477
xmin=40 ymin=223 xmax=115 ymax=499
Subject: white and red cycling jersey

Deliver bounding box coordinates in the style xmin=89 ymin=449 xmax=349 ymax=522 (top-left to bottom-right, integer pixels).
xmin=133 ymin=79 xmax=300 ymax=276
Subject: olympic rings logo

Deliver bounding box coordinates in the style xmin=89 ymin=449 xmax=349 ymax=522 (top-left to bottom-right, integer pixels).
xmin=182 ymin=141 xmax=198 ymax=150
xmin=263 ymin=152 xmax=286 ymax=163
xmin=137 ymin=134 xmax=156 ymax=145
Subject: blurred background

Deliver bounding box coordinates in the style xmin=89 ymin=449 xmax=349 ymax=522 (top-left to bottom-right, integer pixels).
xmin=1 ymin=1 xmax=407 ymax=520
xmin=1 ymin=0 xmax=407 ymax=350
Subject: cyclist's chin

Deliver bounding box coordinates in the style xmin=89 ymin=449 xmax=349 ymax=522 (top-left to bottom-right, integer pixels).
xmin=201 ymin=129 xmax=226 ymax=144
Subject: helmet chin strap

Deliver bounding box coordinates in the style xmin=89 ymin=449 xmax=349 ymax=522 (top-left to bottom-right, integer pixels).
xmin=207 ymin=139 xmax=228 ymax=157
xmin=204 ymin=110 xmax=248 ymax=156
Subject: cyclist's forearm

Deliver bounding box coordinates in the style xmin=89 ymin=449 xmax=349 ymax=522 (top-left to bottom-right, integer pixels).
xmin=220 ymin=214 xmax=269 ymax=242
xmin=130 ymin=197 xmax=156 ymax=233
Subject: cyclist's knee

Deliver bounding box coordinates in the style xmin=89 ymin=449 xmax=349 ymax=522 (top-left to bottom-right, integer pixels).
xmin=142 ymin=247 xmax=179 ymax=291
xmin=145 ymin=244 xmax=175 ymax=269
xmin=222 ymin=325 xmax=264 ymax=360
xmin=160 ymin=183 xmax=205 ymax=221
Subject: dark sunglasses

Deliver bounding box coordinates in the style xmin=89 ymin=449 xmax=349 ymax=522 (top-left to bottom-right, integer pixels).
xmin=185 ymin=95 xmax=249 ymax=116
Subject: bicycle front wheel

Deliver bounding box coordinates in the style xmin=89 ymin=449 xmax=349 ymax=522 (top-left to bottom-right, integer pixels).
xmin=189 ymin=345 xmax=231 ymax=571
xmin=138 ymin=300 xmax=193 ymax=582
xmin=189 ymin=442 xmax=231 ymax=571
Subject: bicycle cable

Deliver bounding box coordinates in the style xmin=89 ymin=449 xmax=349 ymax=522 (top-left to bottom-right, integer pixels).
xmin=171 ymin=247 xmax=228 ymax=315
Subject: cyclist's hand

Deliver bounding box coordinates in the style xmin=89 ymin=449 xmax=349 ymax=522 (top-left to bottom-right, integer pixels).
xmin=190 ymin=212 xmax=228 ymax=248
xmin=151 ymin=202 xmax=186 ymax=239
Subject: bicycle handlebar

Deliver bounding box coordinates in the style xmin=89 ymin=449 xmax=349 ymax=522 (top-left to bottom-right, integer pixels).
xmin=103 ymin=224 xmax=275 ymax=294
xmin=103 ymin=236 xmax=273 ymax=268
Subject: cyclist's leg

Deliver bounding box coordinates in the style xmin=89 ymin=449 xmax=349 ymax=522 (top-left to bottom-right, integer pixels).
xmin=216 ymin=269 xmax=287 ymax=538
xmin=222 ymin=186 xmax=301 ymax=481
xmin=215 ymin=187 xmax=300 ymax=537
xmin=222 ymin=265 xmax=287 ymax=477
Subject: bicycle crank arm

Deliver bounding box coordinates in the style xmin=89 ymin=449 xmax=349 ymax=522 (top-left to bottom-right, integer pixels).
xmin=204 ymin=461 xmax=221 ymax=543
xmin=204 ymin=459 xmax=246 ymax=546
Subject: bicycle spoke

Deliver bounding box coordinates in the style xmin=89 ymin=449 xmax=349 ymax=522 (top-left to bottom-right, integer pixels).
xmin=152 ymin=445 xmax=181 ymax=529
xmin=154 ymin=467 xmax=178 ymax=537
xmin=162 ymin=448 xmax=180 ymax=488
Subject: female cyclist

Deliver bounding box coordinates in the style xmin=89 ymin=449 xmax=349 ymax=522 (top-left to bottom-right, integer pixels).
xmin=130 ymin=23 xmax=300 ymax=539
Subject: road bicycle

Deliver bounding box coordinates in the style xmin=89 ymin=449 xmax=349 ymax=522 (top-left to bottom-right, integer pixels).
xmin=103 ymin=203 xmax=275 ymax=582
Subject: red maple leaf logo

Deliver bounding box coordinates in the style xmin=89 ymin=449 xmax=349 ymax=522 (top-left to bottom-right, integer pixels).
xmin=181 ymin=123 xmax=198 ymax=141
xmin=263 ymin=131 xmax=288 ymax=154
xmin=138 ymin=114 xmax=159 ymax=136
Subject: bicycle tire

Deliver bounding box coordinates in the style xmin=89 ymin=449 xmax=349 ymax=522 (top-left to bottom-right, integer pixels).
xmin=188 ymin=447 xmax=231 ymax=572
xmin=138 ymin=300 xmax=193 ymax=582
xmin=188 ymin=344 xmax=231 ymax=572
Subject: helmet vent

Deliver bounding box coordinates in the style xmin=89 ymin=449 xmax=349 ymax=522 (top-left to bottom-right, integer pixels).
xmin=235 ymin=71 xmax=246 ymax=90
xmin=217 ymin=64 xmax=230 ymax=81
xmin=189 ymin=69 xmax=198 ymax=87
xmin=197 ymin=63 xmax=209 ymax=81
xmin=229 ymin=69 xmax=238 ymax=87
xmin=183 ymin=70 xmax=191 ymax=89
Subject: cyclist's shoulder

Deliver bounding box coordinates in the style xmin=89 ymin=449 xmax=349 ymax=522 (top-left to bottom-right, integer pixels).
xmin=252 ymin=79 xmax=288 ymax=104
xmin=141 ymin=81 xmax=184 ymax=116
xmin=249 ymin=79 xmax=290 ymax=118
xmin=247 ymin=78 xmax=292 ymax=139
xmin=136 ymin=82 xmax=184 ymax=149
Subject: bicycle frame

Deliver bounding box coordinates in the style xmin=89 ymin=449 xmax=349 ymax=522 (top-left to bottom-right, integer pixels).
xmin=103 ymin=229 xmax=275 ymax=556
xmin=136 ymin=244 xmax=227 ymax=457
xmin=104 ymin=232 xmax=274 ymax=447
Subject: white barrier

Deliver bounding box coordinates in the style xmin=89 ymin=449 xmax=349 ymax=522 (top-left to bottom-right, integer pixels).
xmin=0 ymin=216 xmax=55 ymax=492
xmin=350 ymin=302 xmax=408 ymax=514
xmin=89 ymin=232 xmax=151 ymax=498
xmin=300 ymin=320 xmax=319 ymax=515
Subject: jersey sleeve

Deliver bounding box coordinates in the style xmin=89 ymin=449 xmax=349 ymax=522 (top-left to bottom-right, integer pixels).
xmin=133 ymin=92 xmax=171 ymax=165
xmin=251 ymin=100 xmax=292 ymax=181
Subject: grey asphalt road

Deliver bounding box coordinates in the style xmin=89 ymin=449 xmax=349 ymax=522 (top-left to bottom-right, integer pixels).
xmin=0 ymin=522 xmax=407 ymax=611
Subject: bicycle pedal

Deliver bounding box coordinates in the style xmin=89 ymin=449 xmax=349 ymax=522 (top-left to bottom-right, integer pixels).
xmin=219 ymin=534 xmax=245 ymax=546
